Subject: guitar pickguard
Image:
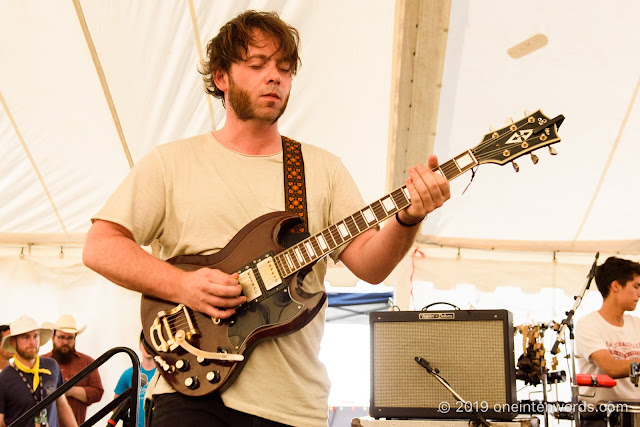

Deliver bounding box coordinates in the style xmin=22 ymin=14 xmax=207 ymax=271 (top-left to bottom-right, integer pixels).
xmin=228 ymin=285 xmax=304 ymax=348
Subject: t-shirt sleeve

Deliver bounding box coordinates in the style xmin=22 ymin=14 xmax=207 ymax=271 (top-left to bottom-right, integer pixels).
xmin=114 ymin=368 xmax=133 ymax=395
xmin=575 ymin=315 xmax=608 ymax=362
xmin=92 ymin=149 xmax=167 ymax=246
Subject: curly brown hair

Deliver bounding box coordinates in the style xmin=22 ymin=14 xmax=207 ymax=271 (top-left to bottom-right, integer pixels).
xmin=200 ymin=10 xmax=301 ymax=106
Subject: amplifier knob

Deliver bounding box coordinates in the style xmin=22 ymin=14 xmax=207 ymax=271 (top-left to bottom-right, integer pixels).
xmin=206 ymin=371 xmax=221 ymax=384
xmin=185 ymin=377 xmax=199 ymax=390
xmin=176 ymin=359 xmax=190 ymax=372
xmin=196 ymin=356 xmax=210 ymax=366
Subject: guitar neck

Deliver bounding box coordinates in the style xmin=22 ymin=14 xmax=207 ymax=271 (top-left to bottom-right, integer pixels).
xmin=273 ymin=149 xmax=478 ymax=278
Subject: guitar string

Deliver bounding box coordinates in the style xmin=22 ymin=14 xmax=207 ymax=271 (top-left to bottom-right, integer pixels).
xmin=159 ymin=123 xmax=547 ymax=334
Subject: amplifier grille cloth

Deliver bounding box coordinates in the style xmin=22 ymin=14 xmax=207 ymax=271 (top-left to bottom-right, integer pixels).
xmin=373 ymin=320 xmax=506 ymax=407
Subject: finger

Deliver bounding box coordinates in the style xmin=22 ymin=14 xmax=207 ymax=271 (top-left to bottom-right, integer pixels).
xmin=201 ymin=269 xmax=239 ymax=286
xmin=427 ymin=154 xmax=439 ymax=170
xmin=425 ymin=156 xmax=451 ymax=200
xmin=404 ymin=174 xmax=425 ymax=213
xmin=203 ymin=306 xmax=237 ymax=319
xmin=209 ymin=281 xmax=245 ymax=298
xmin=409 ymin=165 xmax=446 ymax=212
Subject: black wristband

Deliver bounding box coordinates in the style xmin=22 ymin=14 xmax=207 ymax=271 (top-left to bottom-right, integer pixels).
xmin=395 ymin=212 xmax=424 ymax=227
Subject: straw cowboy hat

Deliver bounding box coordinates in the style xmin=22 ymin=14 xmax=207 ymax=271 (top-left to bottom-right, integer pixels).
xmin=43 ymin=314 xmax=87 ymax=335
xmin=1 ymin=315 xmax=53 ymax=353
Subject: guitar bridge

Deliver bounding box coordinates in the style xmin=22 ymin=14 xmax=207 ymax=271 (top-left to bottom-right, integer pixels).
xmin=150 ymin=304 xmax=199 ymax=352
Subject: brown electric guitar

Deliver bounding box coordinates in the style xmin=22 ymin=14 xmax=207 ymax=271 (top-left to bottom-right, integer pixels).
xmin=141 ymin=110 xmax=564 ymax=396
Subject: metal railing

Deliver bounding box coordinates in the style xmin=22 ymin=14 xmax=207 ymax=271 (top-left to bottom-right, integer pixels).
xmin=9 ymin=347 xmax=140 ymax=427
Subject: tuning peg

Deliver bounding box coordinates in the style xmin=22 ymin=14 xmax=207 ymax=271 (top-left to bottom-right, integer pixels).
xmin=524 ymin=109 xmax=531 ymax=116
xmin=530 ymin=153 xmax=539 ymax=164
xmin=489 ymin=125 xmax=496 ymax=132
xmin=512 ymin=162 xmax=520 ymax=172
xmin=505 ymin=117 xmax=514 ymax=124
xmin=548 ymin=146 xmax=558 ymax=155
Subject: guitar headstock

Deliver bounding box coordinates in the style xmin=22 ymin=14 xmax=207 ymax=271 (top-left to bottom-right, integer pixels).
xmin=472 ymin=110 xmax=564 ymax=169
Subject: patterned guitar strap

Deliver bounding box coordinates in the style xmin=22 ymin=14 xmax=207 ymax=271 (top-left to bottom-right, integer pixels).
xmin=281 ymin=136 xmax=310 ymax=248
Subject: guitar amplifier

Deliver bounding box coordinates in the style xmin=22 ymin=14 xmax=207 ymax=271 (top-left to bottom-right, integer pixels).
xmin=370 ymin=309 xmax=517 ymax=420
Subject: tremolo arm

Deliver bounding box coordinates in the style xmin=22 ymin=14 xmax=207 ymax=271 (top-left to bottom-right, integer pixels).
xmin=150 ymin=303 xmax=244 ymax=362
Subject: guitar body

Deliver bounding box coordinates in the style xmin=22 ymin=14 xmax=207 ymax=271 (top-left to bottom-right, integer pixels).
xmin=141 ymin=211 xmax=326 ymax=396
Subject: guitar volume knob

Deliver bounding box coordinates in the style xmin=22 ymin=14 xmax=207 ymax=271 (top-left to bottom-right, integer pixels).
xmin=197 ymin=356 xmax=210 ymax=366
xmin=176 ymin=359 xmax=190 ymax=372
xmin=185 ymin=376 xmax=200 ymax=390
xmin=206 ymin=370 xmax=221 ymax=384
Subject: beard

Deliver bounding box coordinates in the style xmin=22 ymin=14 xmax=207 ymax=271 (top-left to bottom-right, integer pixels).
xmin=15 ymin=346 xmax=38 ymax=361
xmin=52 ymin=345 xmax=75 ymax=364
xmin=228 ymin=76 xmax=289 ymax=124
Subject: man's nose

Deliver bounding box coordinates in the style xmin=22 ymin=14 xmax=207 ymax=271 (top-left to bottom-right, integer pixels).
xmin=265 ymin=62 xmax=281 ymax=84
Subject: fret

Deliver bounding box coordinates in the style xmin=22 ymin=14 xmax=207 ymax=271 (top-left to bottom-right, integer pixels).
xmin=299 ymin=244 xmax=312 ymax=263
xmin=371 ymin=200 xmax=386 ymax=221
xmin=344 ymin=216 xmax=359 ymax=236
xmin=294 ymin=247 xmax=305 ymax=264
xmin=453 ymin=150 xmax=475 ymax=173
xmin=353 ymin=210 xmax=368 ymax=231
xmin=439 ymin=159 xmax=459 ymax=181
xmin=317 ymin=233 xmax=329 ymax=251
xmin=362 ymin=207 xmax=376 ymax=224
xmin=310 ymin=237 xmax=323 ymax=257
xmin=337 ymin=222 xmax=350 ymax=239
xmin=304 ymin=241 xmax=316 ymax=258
xmin=380 ymin=196 xmax=397 ymax=215
xmin=275 ymin=256 xmax=289 ymax=277
xmin=401 ymin=187 xmax=411 ymax=204
xmin=329 ymin=225 xmax=344 ymax=245
xmin=391 ymin=189 xmax=408 ymax=210
xmin=322 ymin=228 xmax=337 ymax=249
xmin=284 ymin=251 xmax=297 ymax=270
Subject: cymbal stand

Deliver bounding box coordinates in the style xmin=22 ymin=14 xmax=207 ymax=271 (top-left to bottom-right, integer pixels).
xmin=549 ymin=252 xmax=599 ymax=427
xmin=415 ymin=357 xmax=491 ymax=427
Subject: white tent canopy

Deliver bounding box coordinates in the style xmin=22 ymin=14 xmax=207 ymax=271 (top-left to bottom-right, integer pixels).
xmin=1 ymin=0 xmax=639 ymax=416
xmin=1 ymin=0 xmax=639 ymax=302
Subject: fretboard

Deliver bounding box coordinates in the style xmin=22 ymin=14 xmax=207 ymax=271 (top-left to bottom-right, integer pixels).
xmin=273 ymin=149 xmax=478 ymax=277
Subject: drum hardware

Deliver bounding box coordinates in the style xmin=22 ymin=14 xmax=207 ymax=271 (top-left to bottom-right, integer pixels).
xmin=606 ymin=402 xmax=640 ymax=427
xmin=546 ymin=370 xmax=566 ymax=385
xmin=630 ymin=362 xmax=640 ymax=387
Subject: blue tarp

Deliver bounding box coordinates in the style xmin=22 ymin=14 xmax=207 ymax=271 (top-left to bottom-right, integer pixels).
xmin=327 ymin=291 xmax=393 ymax=307
xmin=326 ymin=291 xmax=394 ymax=323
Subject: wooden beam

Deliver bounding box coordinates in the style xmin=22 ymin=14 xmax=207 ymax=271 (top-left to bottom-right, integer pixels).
xmin=386 ymin=0 xmax=452 ymax=192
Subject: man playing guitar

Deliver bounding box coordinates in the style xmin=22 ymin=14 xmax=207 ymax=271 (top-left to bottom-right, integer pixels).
xmin=83 ymin=9 xmax=450 ymax=427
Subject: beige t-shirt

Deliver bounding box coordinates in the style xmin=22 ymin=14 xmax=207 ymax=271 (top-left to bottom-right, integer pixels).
xmin=93 ymin=133 xmax=365 ymax=426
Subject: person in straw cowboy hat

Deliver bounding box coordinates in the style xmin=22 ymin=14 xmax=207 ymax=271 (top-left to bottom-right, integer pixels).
xmin=0 ymin=315 xmax=77 ymax=427
xmin=42 ymin=315 xmax=104 ymax=425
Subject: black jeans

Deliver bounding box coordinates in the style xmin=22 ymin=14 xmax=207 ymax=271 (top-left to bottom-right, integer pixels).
xmin=148 ymin=392 xmax=293 ymax=427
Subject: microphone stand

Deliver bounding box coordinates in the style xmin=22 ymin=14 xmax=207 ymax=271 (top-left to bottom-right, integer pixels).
xmin=549 ymin=252 xmax=599 ymax=426
xmin=415 ymin=357 xmax=491 ymax=427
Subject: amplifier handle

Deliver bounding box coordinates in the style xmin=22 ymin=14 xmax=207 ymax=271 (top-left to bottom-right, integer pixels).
xmin=421 ymin=302 xmax=461 ymax=311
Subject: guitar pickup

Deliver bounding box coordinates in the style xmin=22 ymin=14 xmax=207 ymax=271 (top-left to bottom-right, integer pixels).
xmin=238 ymin=268 xmax=262 ymax=302
xmin=256 ymin=257 xmax=282 ymax=291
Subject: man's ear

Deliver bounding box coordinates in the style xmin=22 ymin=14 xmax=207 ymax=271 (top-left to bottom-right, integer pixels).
xmin=611 ymin=280 xmax=622 ymax=293
xmin=213 ymin=68 xmax=228 ymax=92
